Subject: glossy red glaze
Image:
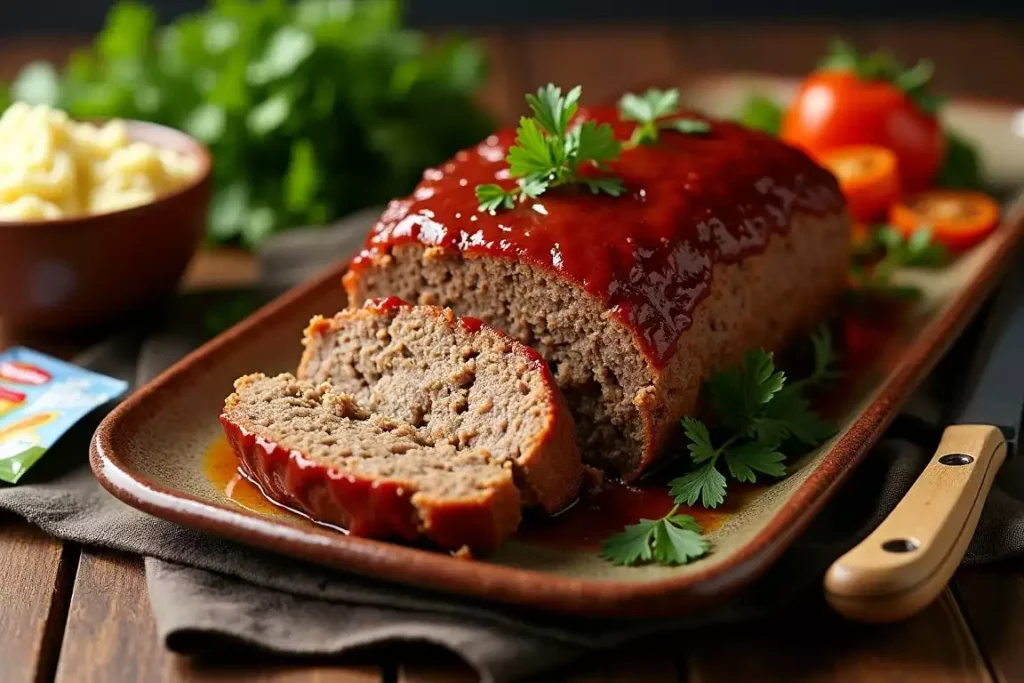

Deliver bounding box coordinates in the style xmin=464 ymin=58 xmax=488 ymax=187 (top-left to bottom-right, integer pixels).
xmin=219 ymin=414 xmax=515 ymax=551
xmin=349 ymin=106 xmax=844 ymax=366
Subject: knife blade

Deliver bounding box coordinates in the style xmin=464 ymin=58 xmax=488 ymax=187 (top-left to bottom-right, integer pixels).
xmin=825 ymin=251 xmax=1024 ymax=622
xmin=955 ymin=255 xmax=1024 ymax=448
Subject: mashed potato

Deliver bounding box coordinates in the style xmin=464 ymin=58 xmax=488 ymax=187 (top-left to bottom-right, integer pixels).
xmin=0 ymin=102 xmax=200 ymax=221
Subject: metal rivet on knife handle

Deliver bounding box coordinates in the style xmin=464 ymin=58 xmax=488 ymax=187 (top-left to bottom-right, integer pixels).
xmin=882 ymin=538 xmax=919 ymax=553
xmin=939 ymin=453 xmax=975 ymax=466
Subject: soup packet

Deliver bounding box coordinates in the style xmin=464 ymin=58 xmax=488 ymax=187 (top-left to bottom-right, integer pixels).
xmin=0 ymin=347 xmax=128 ymax=484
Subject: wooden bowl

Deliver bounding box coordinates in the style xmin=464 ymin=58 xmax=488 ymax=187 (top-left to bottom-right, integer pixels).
xmin=0 ymin=120 xmax=212 ymax=332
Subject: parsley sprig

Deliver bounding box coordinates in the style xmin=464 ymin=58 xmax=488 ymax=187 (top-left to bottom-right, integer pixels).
xmin=475 ymin=84 xmax=624 ymax=212
xmin=600 ymin=506 xmax=709 ymax=567
xmin=850 ymin=225 xmax=949 ymax=299
xmin=618 ymin=88 xmax=711 ymax=146
xmin=601 ymin=329 xmax=838 ymax=567
xmin=670 ymin=330 xmax=838 ymax=511
xmin=667 ymin=344 xmax=835 ymax=509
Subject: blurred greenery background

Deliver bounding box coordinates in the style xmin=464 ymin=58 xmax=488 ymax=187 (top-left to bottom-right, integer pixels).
xmin=0 ymin=0 xmax=494 ymax=248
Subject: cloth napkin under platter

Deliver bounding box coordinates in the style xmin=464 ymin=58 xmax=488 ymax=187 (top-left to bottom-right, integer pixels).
xmin=2 ymin=212 xmax=1023 ymax=683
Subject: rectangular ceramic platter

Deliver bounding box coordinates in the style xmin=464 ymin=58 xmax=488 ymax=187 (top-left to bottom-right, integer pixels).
xmin=92 ymin=75 xmax=1024 ymax=617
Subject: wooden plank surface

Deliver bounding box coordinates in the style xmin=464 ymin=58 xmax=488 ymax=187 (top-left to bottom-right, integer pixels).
xmin=560 ymin=648 xmax=679 ymax=683
xmin=956 ymin=569 xmax=1024 ymax=683
xmin=53 ymin=550 xmax=385 ymax=683
xmin=399 ymin=656 xmax=477 ymax=683
xmin=398 ymin=647 xmax=680 ymax=682
xmin=0 ymin=515 xmax=77 ymax=683
xmin=685 ymin=589 xmax=991 ymax=683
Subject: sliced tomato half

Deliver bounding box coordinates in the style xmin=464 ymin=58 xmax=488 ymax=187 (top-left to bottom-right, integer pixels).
xmin=889 ymin=190 xmax=1000 ymax=250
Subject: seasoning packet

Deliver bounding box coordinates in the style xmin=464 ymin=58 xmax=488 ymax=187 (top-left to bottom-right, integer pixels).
xmin=0 ymin=347 xmax=128 ymax=484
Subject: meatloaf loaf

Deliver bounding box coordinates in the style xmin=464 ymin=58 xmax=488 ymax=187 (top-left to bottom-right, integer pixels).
xmin=221 ymin=299 xmax=580 ymax=550
xmin=342 ymin=106 xmax=850 ymax=480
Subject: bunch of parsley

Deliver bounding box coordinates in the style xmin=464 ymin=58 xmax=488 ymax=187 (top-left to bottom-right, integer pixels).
xmin=601 ymin=328 xmax=838 ymax=567
xmin=1 ymin=0 xmax=493 ymax=247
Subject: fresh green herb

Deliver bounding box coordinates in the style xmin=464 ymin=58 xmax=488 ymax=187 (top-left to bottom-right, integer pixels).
xmin=600 ymin=507 xmax=709 ymax=566
xmin=795 ymin=325 xmax=843 ymax=390
xmin=850 ymin=224 xmax=949 ymax=299
xmin=600 ymin=329 xmax=837 ymax=567
xmin=885 ymin=224 xmax=949 ymax=267
xmin=819 ymin=38 xmax=944 ymax=115
xmin=667 ymin=118 xmax=712 ymax=135
xmin=475 ymin=84 xmax=624 ymax=212
xmin=938 ymin=130 xmax=984 ymax=190
xmin=475 ymin=184 xmax=517 ymax=213
xmin=0 ymin=0 xmax=493 ymax=248
xmin=618 ymin=87 xmax=710 ymax=146
xmin=737 ymin=93 xmax=784 ymax=135
xmin=668 ymin=342 xmax=837 ymax=510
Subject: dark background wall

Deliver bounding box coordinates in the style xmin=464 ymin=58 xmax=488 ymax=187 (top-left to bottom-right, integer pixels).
xmin=3 ymin=0 xmax=1023 ymax=34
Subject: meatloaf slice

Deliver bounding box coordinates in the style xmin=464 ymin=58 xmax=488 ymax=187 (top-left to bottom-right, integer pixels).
xmin=297 ymin=297 xmax=581 ymax=514
xmin=341 ymin=106 xmax=850 ymax=480
xmin=221 ymin=373 xmax=523 ymax=551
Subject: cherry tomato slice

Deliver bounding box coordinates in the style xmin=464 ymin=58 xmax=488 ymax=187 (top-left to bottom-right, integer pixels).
xmin=819 ymin=145 xmax=901 ymax=223
xmin=889 ymin=191 xmax=1000 ymax=251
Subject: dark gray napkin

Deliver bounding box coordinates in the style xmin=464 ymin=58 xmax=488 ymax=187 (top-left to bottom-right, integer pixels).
xmin=0 ymin=213 xmax=1017 ymax=683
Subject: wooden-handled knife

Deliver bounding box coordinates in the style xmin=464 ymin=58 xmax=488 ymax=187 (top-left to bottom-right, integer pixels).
xmin=824 ymin=255 xmax=1024 ymax=622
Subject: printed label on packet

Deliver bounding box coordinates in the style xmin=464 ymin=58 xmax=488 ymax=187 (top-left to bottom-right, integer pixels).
xmin=0 ymin=347 xmax=128 ymax=484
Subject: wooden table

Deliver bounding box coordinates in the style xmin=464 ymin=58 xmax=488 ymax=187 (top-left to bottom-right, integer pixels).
xmin=3 ymin=23 xmax=1024 ymax=683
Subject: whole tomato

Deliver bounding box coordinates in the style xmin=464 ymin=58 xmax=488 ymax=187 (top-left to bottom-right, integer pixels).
xmin=781 ymin=70 xmax=944 ymax=194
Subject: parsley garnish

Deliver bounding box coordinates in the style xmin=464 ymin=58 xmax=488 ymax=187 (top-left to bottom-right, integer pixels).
xmin=600 ymin=506 xmax=709 ymax=566
xmin=600 ymin=329 xmax=838 ymax=567
xmin=475 ymin=84 xmax=624 ymax=212
xmin=938 ymin=130 xmax=984 ymax=190
xmin=618 ymin=88 xmax=711 ymax=146
xmin=737 ymin=94 xmax=784 ymax=135
xmin=669 ymin=336 xmax=838 ymax=510
xmin=850 ymin=225 xmax=949 ymax=299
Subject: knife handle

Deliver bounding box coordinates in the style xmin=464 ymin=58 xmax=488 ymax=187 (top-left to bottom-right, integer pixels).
xmin=824 ymin=424 xmax=1007 ymax=622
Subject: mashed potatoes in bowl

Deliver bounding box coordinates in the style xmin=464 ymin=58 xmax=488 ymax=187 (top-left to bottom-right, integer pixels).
xmin=0 ymin=103 xmax=211 ymax=331
xmin=0 ymin=102 xmax=201 ymax=221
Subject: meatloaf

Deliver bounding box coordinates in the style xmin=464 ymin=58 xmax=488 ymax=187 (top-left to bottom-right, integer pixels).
xmin=296 ymin=296 xmax=580 ymax=514
xmin=342 ymin=106 xmax=850 ymax=480
xmin=221 ymin=300 xmax=580 ymax=550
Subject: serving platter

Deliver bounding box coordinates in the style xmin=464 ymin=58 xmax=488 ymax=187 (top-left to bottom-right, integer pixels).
xmin=90 ymin=74 xmax=1024 ymax=618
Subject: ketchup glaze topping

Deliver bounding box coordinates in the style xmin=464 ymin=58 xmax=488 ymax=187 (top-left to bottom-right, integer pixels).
xmin=349 ymin=106 xmax=845 ymax=367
